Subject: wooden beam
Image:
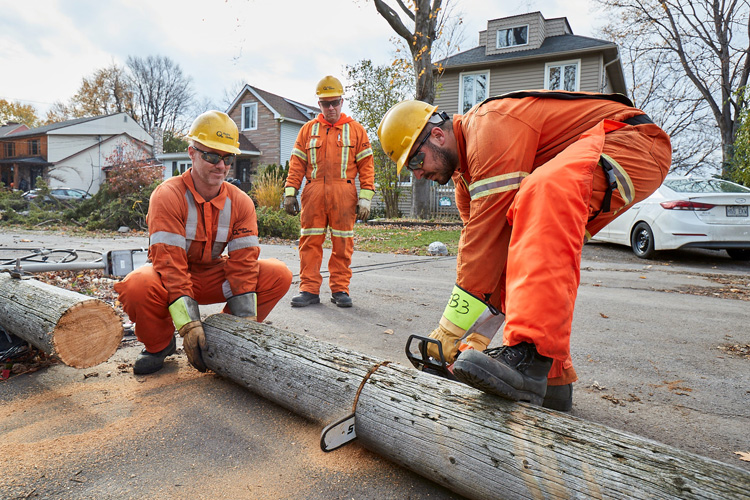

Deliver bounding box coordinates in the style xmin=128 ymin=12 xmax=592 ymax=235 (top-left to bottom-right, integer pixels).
xmin=0 ymin=273 xmax=123 ymax=368
xmin=203 ymin=313 xmax=750 ymax=500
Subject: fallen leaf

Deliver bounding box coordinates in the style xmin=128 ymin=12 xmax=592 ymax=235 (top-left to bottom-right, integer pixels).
xmin=735 ymin=451 xmax=750 ymax=462
xmin=384 ymin=329 xmax=394 ymax=335
xmin=599 ymin=312 xmax=609 ymax=318
xmin=639 ymin=276 xmax=647 ymax=279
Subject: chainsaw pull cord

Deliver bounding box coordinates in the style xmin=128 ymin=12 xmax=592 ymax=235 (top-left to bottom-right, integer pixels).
xmin=352 ymin=360 xmax=391 ymax=413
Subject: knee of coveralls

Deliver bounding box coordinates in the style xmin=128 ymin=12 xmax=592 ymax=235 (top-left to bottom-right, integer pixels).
xmin=327 ymin=178 xmax=357 ymax=294
xmin=298 ymin=181 xmax=328 ymax=293
xmin=503 ymin=130 xmax=605 ymax=371
xmin=220 ymin=258 xmax=292 ymax=321
xmin=114 ymin=265 xmax=175 ymax=353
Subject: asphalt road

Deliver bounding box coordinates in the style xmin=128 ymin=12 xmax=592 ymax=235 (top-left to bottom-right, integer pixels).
xmin=1 ymin=229 xmax=748 ymax=499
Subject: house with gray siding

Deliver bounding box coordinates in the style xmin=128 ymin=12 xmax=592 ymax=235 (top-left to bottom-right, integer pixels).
xmin=393 ymin=12 xmax=628 ymax=217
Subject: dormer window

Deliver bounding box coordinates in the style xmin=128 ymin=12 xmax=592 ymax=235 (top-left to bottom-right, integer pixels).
xmin=496 ymin=25 xmax=528 ymax=48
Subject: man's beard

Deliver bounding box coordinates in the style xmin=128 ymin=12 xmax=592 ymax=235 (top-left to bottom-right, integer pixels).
xmin=425 ymin=141 xmax=458 ymax=185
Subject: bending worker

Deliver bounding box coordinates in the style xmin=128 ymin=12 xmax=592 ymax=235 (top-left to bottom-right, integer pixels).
xmin=378 ymin=91 xmax=671 ymax=410
xmin=283 ymin=75 xmax=375 ymax=308
xmin=115 ymin=111 xmax=292 ymax=375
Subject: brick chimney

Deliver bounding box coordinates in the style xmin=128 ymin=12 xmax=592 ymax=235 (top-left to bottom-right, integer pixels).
xmin=151 ymin=127 xmax=164 ymax=157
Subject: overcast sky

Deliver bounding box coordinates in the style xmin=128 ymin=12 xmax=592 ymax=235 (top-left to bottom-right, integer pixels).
xmin=0 ymin=0 xmax=604 ymax=118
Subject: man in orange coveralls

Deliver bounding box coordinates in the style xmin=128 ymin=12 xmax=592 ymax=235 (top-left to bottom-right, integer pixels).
xmin=283 ymin=76 xmax=375 ymax=308
xmin=378 ymin=92 xmax=671 ymax=410
xmin=115 ymin=111 xmax=292 ymax=375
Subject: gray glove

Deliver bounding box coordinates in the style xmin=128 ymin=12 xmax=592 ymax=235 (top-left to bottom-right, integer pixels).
xmin=284 ymin=196 xmax=300 ymax=216
xmin=356 ymin=198 xmax=371 ymax=221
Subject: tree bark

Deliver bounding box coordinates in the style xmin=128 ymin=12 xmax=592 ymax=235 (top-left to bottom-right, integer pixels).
xmin=203 ymin=314 xmax=750 ymax=500
xmin=0 ymin=274 xmax=123 ymax=368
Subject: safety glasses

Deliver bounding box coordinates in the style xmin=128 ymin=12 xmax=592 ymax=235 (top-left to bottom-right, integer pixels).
xmin=192 ymin=145 xmax=236 ymax=166
xmin=319 ymin=99 xmax=342 ymax=109
xmin=405 ymin=131 xmax=431 ymax=171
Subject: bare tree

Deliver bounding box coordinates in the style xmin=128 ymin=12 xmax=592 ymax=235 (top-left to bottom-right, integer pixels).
xmin=596 ymin=0 xmax=750 ymax=177
xmin=372 ymin=0 xmax=460 ymax=218
xmin=126 ymin=55 xmax=194 ymax=134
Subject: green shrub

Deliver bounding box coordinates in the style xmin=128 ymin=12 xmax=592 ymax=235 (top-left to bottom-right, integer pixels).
xmin=256 ymin=206 xmax=300 ymax=240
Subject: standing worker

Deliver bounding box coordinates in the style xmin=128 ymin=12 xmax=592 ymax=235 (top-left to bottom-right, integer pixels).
xmin=284 ymin=76 xmax=375 ymax=308
xmin=378 ymin=91 xmax=671 ymax=410
xmin=115 ymin=111 xmax=293 ymax=375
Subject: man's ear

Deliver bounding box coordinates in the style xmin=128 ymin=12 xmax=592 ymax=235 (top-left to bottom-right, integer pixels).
xmin=431 ymin=125 xmax=446 ymax=145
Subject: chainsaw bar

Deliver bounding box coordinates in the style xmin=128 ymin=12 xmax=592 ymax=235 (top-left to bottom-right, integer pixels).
xmin=320 ymin=412 xmax=356 ymax=452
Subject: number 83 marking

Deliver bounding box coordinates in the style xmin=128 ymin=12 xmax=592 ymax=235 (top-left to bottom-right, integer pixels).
xmin=448 ymin=293 xmax=470 ymax=315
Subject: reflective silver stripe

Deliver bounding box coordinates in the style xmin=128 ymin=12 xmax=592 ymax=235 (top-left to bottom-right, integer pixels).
xmin=601 ymin=153 xmax=634 ymax=208
xmin=211 ymin=198 xmax=232 ymax=259
xmin=228 ymin=235 xmax=259 ymax=252
xmin=292 ymin=147 xmax=307 ymax=162
xmin=150 ymin=231 xmax=186 ymax=248
xmin=355 ymin=148 xmax=373 ymax=162
xmin=184 ymin=190 xmax=198 ymax=251
xmin=301 ymin=227 xmax=326 ymax=236
xmin=222 ymin=279 xmax=233 ymax=300
xmin=469 ymin=172 xmax=528 ymax=200
xmin=330 ymin=228 xmax=354 ymax=238
xmin=340 ymin=123 xmax=350 ymax=177
xmin=310 ymin=122 xmax=320 ymax=178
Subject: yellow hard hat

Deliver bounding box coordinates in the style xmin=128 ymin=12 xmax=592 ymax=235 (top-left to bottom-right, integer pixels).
xmin=186 ymin=110 xmax=241 ymax=154
xmin=316 ymin=75 xmax=344 ymax=98
xmin=377 ymin=100 xmax=438 ymax=174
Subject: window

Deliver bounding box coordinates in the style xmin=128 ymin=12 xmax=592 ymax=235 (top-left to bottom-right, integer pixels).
xmin=545 ymin=60 xmax=580 ymax=92
xmin=496 ymin=25 xmax=528 ymax=48
xmin=242 ymin=103 xmax=258 ymax=131
xmin=3 ymin=142 xmax=15 ymax=157
xmin=29 ymin=139 xmax=40 ymax=155
xmin=460 ymin=72 xmax=489 ymax=113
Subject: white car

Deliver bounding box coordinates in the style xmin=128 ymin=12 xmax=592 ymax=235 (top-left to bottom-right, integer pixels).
xmin=592 ymin=175 xmax=750 ymax=260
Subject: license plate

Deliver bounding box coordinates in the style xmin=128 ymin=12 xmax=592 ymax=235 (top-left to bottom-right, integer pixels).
xmin=726 ymin=205 xmax=749 ymax=217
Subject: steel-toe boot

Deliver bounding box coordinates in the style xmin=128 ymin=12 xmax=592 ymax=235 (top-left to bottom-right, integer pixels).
xmin=330 ymin=292 xmax=352 ymax=308
xmin=291 ymin=291 xmax=320 ymax=307
xmin=133 ymin=336 xmax=176 ymax=375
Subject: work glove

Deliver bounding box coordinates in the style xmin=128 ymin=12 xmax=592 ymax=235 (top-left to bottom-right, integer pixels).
xmin=179 ymin=320 xmax=208 ymax=372
xmin=283 ymin=187 xmax=299 ymax=216
xmin=169 ymin=296 xmax=207 ymax=372
xmin=356 ymin=197 xmax=371 ymax=221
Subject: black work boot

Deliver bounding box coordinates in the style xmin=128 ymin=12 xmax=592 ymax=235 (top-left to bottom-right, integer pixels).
xmin=452 ymin=342 xmax=552 ymax=406
xmin=133 ymin=336 xmax=176 ymax=375
xmin=330 ymin=292 xmax=352 ymax=308
xmin=291 ymin=291 xmax=320 ymax=307
xmin=543 ymin=383 xmax=573 ymax=412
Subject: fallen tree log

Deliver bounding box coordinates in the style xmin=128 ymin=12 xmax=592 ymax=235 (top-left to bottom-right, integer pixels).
xmin=0 ymin=273 xmax=123 ymax=368
xmin=203 ymin=314 xmax=750 ymax=500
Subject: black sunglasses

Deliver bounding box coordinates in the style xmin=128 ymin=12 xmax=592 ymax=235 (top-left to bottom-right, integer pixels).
xmin=319 ymin=99 xmax=342 ymax=109
xmin=405 ymin=131 xmax=432 ymax=172
xmin=192 ymin=145 xmax=236 ymax=166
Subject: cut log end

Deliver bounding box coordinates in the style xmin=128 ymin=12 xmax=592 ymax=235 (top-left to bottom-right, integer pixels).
xmin=52 ymin=299 xmax=124 ymax=368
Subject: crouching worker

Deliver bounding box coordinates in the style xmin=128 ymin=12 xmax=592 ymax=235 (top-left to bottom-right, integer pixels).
xmin=378 ymin=92 xmax=671 ymax=410
xmin=114 ymin=111 xmax=292 ymax=374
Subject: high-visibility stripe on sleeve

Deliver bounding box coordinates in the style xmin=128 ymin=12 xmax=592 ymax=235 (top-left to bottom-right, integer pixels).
xmin=184 ymin=190 xmax=198 ymax=244
xmin=601 ymin=153 xmax=634 ymax=208
xmin=228 ymin=235 xmax=259 ymax=252
xmin=469 ymin=172 xmax=529 ymax=200
xmin=355 ymin=148 xmax=373 ymax=162
xmin=211 ymin=198 xmax=233 ymax=259
xmin=292 ymin=148 xmax=307 ymax=162
xmin=330 ymin=228 xmax=354 ymax=238
xmin=150 ymin=231 xmax=186 ymax=248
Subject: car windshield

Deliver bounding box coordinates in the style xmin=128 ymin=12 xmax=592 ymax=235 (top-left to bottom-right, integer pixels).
xmin=664 ymin=179 xmax=750 ymax=194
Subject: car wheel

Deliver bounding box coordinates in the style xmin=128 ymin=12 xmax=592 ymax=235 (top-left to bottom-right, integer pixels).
xmin=631 ymin=222 xmax=656 ymax=259
xmin=726 ymin=248 xmax=750 ymax=261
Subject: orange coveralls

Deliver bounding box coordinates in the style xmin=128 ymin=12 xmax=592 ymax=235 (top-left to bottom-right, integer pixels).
xmin=285 ymin=113 xmax=375 ymax=294
xmin=114 ymin=171 xmax=292 ymax=353
xmin=452 ymin=91 xmax=672 ymax=385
